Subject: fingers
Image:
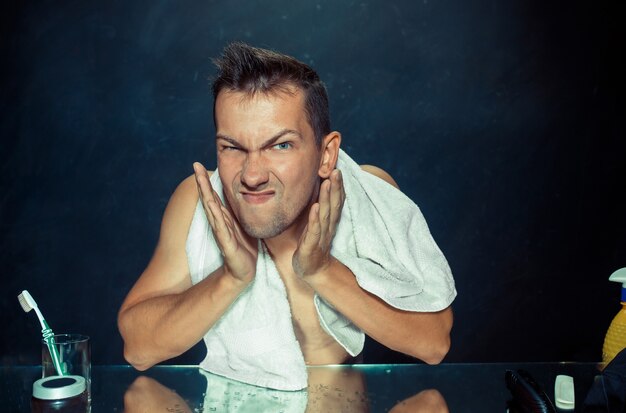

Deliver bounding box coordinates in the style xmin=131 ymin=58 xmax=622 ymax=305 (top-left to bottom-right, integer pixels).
xmin=301 ymin=169 xmax=344 ymax=249
xmin=193 ymin=163 xmax=216 ymax=215
xmin=318 ymin=178 xmax=331 ymax=241
xmin=193 ymin=162 xmax=233 ymax=245
xmin=301 ymin=203 xmax=321 ymax=252
xmin=328 ymin=169 xmax=344 ymax=232
xmin=293 ymin=203 xmax=321 ymax=277
xmin=293 ymin=169 xmax=344 ymax=278
xmin=193 ymin=162 xmax=211 ymax=205
xmin=193 ymin=162 xmax=217 ymax=203
xmin=319 ymin=169 xmax=344 ymax=242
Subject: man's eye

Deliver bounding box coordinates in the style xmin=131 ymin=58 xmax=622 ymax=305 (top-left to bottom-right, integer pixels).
xmin=223 ymin=146 xmax=240 ymax=151
xmin=273 ymin=142 xmax=291 ymax=150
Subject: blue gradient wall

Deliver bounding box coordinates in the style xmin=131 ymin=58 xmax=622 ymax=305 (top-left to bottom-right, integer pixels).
xmin=1 ymin=0 xmax=624 ymax=365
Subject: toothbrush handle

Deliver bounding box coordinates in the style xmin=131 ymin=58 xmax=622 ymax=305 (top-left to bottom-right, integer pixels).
xmin=42 ymin=321 xmax=65 ymax=376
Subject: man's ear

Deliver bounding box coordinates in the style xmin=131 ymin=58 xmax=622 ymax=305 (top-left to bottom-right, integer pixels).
xmin=318 ymin=131 xmax=341 ymax=178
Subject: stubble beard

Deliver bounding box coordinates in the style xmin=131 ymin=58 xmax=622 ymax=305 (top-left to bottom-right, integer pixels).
xmin=240 ymin=212 xmax=290 ymax=239
xmin=234 ymin=182 xmax=318 ymax=240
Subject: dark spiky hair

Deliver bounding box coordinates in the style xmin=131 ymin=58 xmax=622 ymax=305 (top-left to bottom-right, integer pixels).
xmin=212 ymin=42 xmax=330 ymax=146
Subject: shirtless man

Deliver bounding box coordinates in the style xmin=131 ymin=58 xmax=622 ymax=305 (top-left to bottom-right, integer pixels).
xmin=118 ymin=42 xmax=453 ymax=373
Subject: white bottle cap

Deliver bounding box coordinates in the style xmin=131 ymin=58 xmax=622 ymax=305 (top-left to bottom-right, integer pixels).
xmin=609 ymin=268 xmax=626 ymax=302
xmin=32 ymin=375 xmax=86 ymax=400
xmin=554 ymin=375 xmax=575 ymax=410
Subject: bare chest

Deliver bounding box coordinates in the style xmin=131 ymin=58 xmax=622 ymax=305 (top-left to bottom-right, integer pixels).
xmin=272 ymin=254 xmax=349 ymax=364
xmin=272 ymin=256 xmax=326 ymax=336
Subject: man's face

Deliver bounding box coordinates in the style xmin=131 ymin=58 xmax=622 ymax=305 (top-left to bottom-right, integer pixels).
xmin=214 ymin=88 xmax=322 ymax=239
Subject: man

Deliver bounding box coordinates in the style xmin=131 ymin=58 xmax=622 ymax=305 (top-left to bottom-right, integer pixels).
xmin=118 ymin=42 xmax=455 ymax=389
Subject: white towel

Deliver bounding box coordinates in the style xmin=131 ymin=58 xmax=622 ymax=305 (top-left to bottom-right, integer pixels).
xmin=199 ymin=368 xmax=307 ymax=412
xmin=186 ymin=149 xmax=456 ymax=390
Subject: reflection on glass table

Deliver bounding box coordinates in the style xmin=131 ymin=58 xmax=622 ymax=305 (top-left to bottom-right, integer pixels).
xmin=1 ymin=363 xmax=600 ymax=412
xmin=124 ymin=367 xmax=447 ymax=412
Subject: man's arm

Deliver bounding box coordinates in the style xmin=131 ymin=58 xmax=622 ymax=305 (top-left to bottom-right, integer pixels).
xmin=294 ymin=166 xmax=453 ymax=364
xmin=306 ymin=260 xmax=453 ymax=364
xmin=118 ymin=164 xmax=256 ymax=371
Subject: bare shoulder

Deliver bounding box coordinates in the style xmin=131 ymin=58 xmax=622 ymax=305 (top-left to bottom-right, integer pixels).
xmin=360 ymin=165 xmax=399 ymax=189
xmin=119 ymin=171 xmax=213 ymax=311
xmin=172 ymin=171 xmax=213 ymax=203
xmin=161 ymin=170 xmax=214 ymax=238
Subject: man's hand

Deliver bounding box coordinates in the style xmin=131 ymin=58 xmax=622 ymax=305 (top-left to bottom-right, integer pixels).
xmin=293 ymin=169 xmax=345 ymax=278
xmin=193 ymin=162 xmax=257 ymax=284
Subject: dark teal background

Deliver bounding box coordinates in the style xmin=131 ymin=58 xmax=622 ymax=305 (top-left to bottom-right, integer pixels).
xmin=1 ymin=0 xmax=624 ymax=365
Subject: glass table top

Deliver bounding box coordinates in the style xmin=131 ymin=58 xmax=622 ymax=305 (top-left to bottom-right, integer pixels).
xmin=1 ymin=362 xmax=602 ymax=412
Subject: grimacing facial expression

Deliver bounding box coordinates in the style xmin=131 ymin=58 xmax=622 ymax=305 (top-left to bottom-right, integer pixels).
xmin=215 ymin=88 xmax=323 ymax=239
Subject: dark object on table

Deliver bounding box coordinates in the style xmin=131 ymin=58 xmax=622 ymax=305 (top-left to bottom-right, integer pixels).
xmin=582 ymin=348 xmax=626 ymax=413
xmin=505 ymin=369 xmax=556 ymax=413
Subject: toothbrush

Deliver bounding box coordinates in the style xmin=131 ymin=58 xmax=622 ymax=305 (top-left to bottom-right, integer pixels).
xmin=17 ymin=290 xmax=65 ymax=376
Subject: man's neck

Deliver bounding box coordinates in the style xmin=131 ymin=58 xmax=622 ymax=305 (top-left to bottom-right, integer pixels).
xmin=262 ymin=204 xmax=312 ymax=257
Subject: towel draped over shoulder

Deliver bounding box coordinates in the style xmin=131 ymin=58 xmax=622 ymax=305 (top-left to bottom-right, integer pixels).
xmin=186 ymin=149 xmax=456 ymax=390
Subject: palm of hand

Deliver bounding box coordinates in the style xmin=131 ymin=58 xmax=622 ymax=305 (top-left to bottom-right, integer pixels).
xmin=293 ymin=170 xmax=344 ymax=278
xmin=194 ymin=162 xmax=257 ymax=283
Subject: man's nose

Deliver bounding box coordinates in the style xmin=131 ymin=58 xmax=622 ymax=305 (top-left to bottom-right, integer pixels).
xmin=241 ymin=152 xmax=269 ymax=188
